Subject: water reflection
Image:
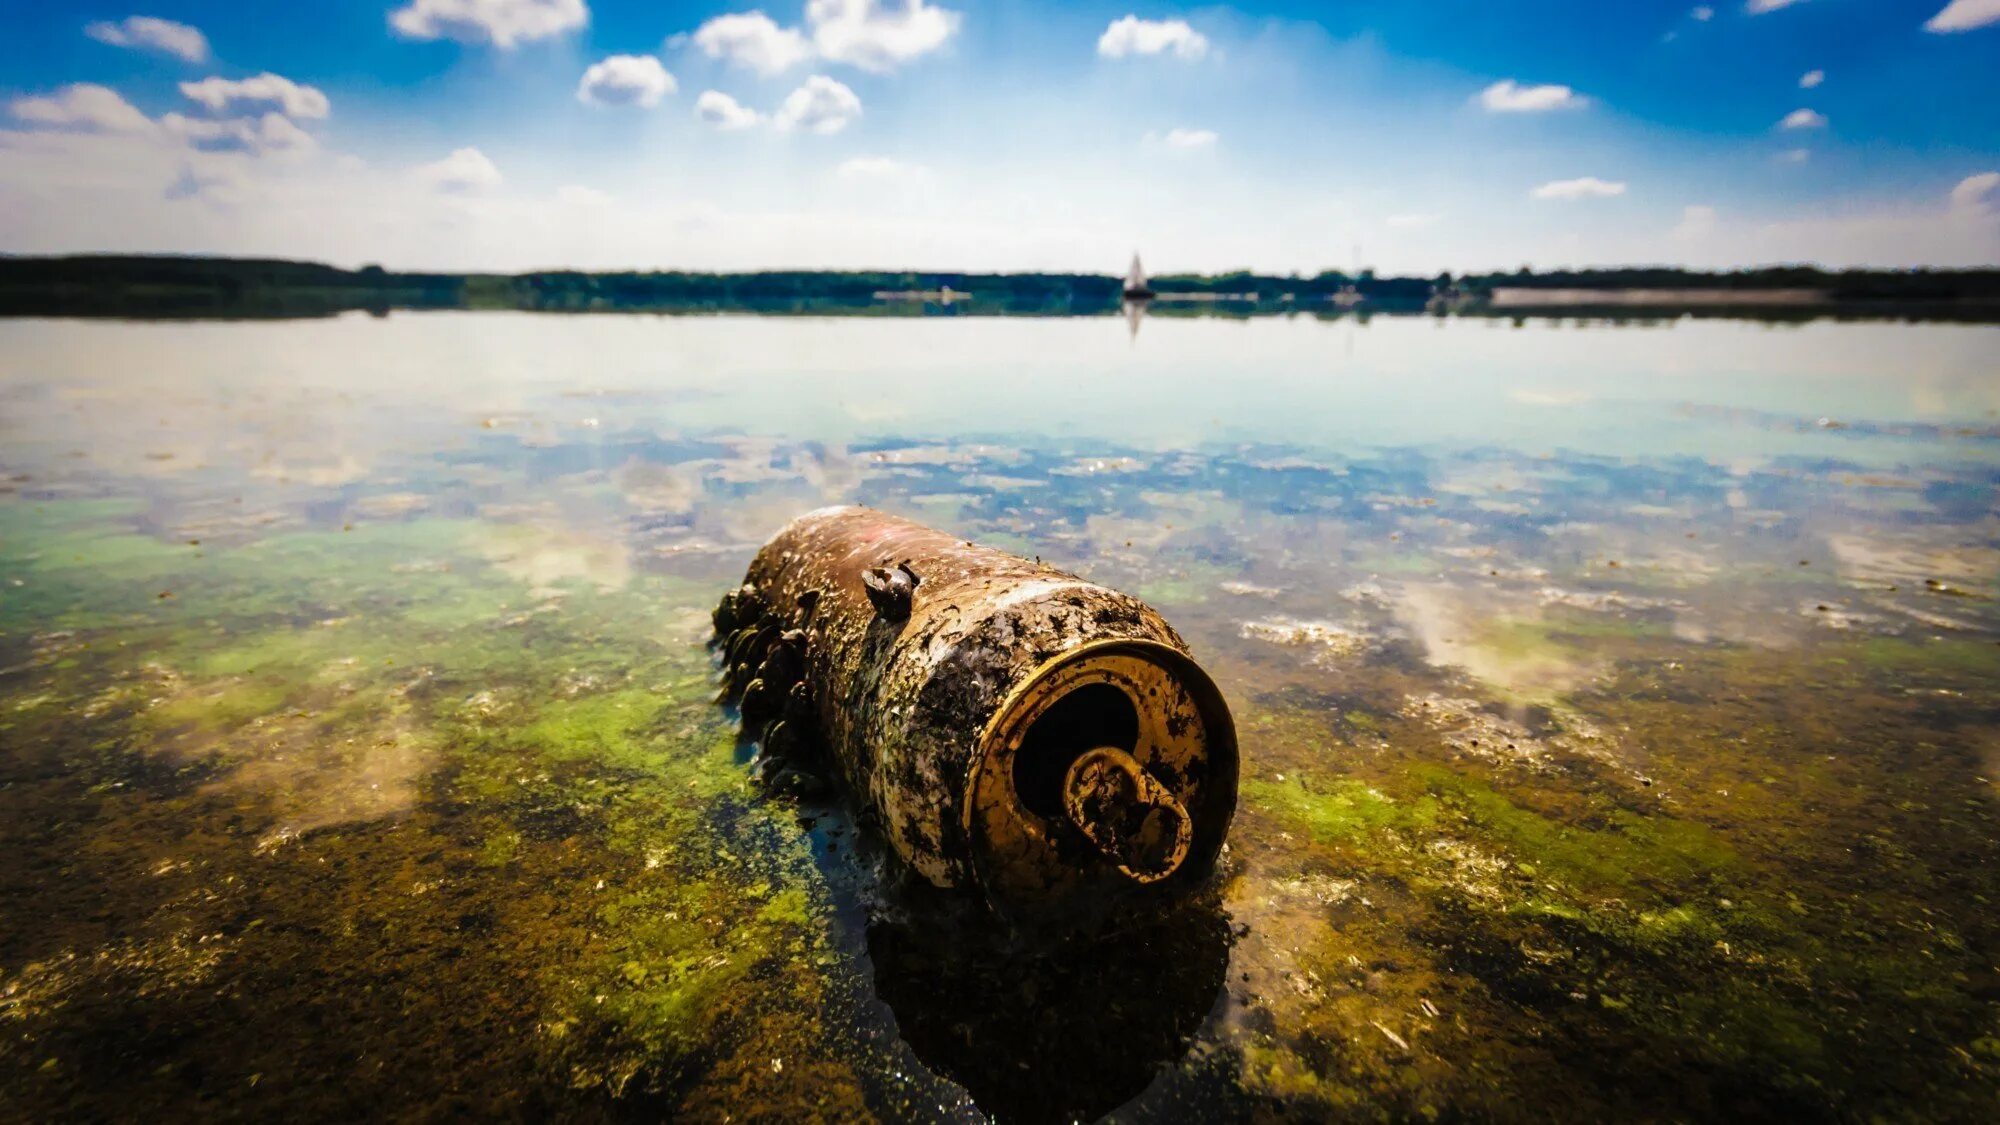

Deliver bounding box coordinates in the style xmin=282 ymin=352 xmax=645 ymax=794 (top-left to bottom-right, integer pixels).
xmin=1 ymin=311 xmax=1997 ymax=1120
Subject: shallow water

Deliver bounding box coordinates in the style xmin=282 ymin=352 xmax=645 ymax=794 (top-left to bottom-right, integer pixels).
xmin=2 ymin=311 xmax=1998 ymax=1121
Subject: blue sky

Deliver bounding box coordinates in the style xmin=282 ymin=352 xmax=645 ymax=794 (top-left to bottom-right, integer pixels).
xmin=1 ymin=1 xmax=1995 ymax=272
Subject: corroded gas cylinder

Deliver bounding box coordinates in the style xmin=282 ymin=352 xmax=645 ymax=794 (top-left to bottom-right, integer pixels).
xmin=713 ymin=506 xmax=1238 ymax=922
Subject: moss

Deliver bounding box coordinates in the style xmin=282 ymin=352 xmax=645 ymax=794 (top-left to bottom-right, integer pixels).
xmin=1415 ymin=766 xmax=1738 ymax=894
xmin=143 ymin=677 xmax=296 ymax=733
xmin=475 ymin=827 xmax=521 ymax=867
xmin=1856 ymin=635 xmax=2000 ymax=681
xmin=9 ymin=446 xmax=2000 ymax=1123
xmin=1242 ymin=775 xmax=1439 ymax=845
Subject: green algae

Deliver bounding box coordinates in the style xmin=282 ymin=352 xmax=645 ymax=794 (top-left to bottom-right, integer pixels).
xmin=6 ymin=327 xmax=2000 ymax=1125
xmin=1226 ymin=630 xmax=2000 ymax=1119
xmin=1241 ymin=775 xmax=1439 ymax=845
xmin=0 ymin=498 xmax=872 ymax=1119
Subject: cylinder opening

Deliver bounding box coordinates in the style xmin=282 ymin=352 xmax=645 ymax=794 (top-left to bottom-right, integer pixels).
xmin=969 ymin=638 xmax=1239 ymax=921
xmin=1011 ymin=681 xmax=1138 ymax=823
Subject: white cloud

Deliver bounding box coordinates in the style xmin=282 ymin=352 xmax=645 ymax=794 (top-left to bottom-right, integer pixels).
xmin=12 ymin=78 xmax=334 ymax=165
xmin=1097 ymin=15 xmax=1209 ymax=60
xmin=773 ymin=75 xmax=861 ymax=134
xmin=1926 ymin=0 xmax=2000 ymax=31
xmin=413 ymin=146 xmax=503 ymax=192
xmin=556 ymin=184 xmax=612 ymax=206
xmin=1777 ymin=147 xmax=1812 ymax=164
xmin=9 ymin=84 xmax=152 ymax=133
xmin=1779 ymin=108 xmax=1826 ymax=130
xmin=179 ymin=74 xmax=331 ymax=120
xmin=85 ymin=16 xmax=210 ymax=63
xmin=1160 ymin=127 xmax=1217 ymax=148
xmin=1691 ymin=6 xmax=1715 ymax=19
xmin=695 ymin=90 xmax=764 ymax=130
xmin=1673 ymin=204 xmax=1719 ymax=241
xmin=691 ymin=11 xmax=813 ymax=75
xmin=836 ymin=155 xmax=924 ymax=179
xmin=808 ymin=0 xmax=960 ymax=73
xmin=161 ymin=111 xmax=317 ymax=157
xmin=3 ymin=121 xmax=1991 ymax=274
xmin=389 ymin=0 xmax=588 ymax=49
xmin=1950 ymin=171 xmax=2000 ymax=213
xmin=1746 ymin=0 xmax=1807 ymax=13
xmin=577 ymin=55 xmax=675 ymax=108
xmin=1385 ymin=213 xmax=1442 ymax=229
xmin=1477 ymin=80 xmax=1587 ymax=113
xmin=162 ymin=163 xmax=245 ymax=206
xmin=1531 ymin=176 xmax=1627 ymax=200
xmin=1799 ymin=69 xmax=1824 ymax=88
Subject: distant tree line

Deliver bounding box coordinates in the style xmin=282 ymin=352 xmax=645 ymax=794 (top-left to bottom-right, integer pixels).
xmin=502 ymin=269 xmax=1119 ymax=311
xmin=1145 ymin=269 xmax=1437 ymax=305
xmin=1452 ymin=265 xmax=2000 ymax=301
xmin=0 ymin=255 xmax=464 ymax=317
xmin=1 ymin=254 xmax=1996 ymax=318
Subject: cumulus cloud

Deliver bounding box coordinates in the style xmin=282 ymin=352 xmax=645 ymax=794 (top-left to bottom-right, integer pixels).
xmin=414 ymin=146 xmax=503 ymax=192
xmin=577 ymin=55 xmax=675 ymax=108
xmin=681 ymin=2 xmax=957 ymax=76
xmin=1779 ymin=108 xmax=1826 ymax=130
xmin=692 ymin=11 xmax=813 ymax=75
xmin=1477 ymin=80 xmax=1587 ymax=112
xmin=773 ymin=75 xmax=861 ymax=134
xmin=1926 ymin=0 xmax=2000 ymax=31
xmin=163 ymin=163 xmax=244 ymax=206
xmin=695 ymin=90 xmax=764 ymax=130
xmin=1531 ymin=176 xmax=1627 ymax=200
xmin=1692 ymin=6 xmax=1714 ymax=19
xmin=1950 ymin=171 xmax=2000 ymax=213
xmin=809 ymin=0 xmax=960 ymax=73
xmin=1777 ymin=147 xmax=1812 ymax=164
xmin=85 ymin=16 xmax=210 ymax=63
xmin=1746 ymin=0 xmax=1807 ymax=12
xmin=9 ymin=83 xmax=152 ymax=133
xmin=1097 ymin=15 xmax=1208 ymax=60
xmin=1799 ymin=69 xmax=1824 ymax=88
xmin=1160 ymin=127 xmax=1217 ymax=148
xmin=179 ymin=74 xmax=331 ymax=120
xmin=161 ymin=111 xmax=317 ymax=157
xmin=389 ymin=0 xmax=588 ymax=49
xmin=12 ymin=76 xmax=337 ymax=164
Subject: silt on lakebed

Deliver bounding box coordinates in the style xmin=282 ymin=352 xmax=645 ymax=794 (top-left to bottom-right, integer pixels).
xmin=2 ymin=312 xmax=1998 ymax=1122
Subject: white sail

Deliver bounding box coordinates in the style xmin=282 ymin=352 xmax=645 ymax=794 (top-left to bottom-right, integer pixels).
xmin=1125 ymin=254 xmax=1147 ymax=292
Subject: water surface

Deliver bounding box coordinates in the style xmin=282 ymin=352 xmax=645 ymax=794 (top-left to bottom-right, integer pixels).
xmin=2 ymin=311 xmax=1998 ymax=1120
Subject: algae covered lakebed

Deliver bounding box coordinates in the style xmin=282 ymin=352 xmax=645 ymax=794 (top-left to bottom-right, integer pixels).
xmin=2 ymin=311 xmax=1999 ymax=1121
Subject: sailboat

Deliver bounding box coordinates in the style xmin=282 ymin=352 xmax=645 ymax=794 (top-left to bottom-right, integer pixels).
xmin=1122 ymin=253 xmax=1156 ymax=300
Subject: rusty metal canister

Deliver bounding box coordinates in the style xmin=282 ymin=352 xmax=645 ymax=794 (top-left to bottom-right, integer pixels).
xmin=712 ymin=506 xmax=1238 ymax=922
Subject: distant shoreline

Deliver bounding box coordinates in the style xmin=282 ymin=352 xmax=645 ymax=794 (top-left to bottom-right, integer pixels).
xmin=2 ymin=254 xmax=1997 ymax=323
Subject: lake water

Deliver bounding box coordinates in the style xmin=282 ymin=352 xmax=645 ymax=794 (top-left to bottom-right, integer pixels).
xmin=2 ymin=311 xmax=1998 ymax=1121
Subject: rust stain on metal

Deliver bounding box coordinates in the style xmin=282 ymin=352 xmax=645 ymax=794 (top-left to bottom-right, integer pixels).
xmin=713 ymin=506 xmax=1239 ymax=923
